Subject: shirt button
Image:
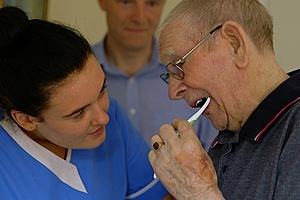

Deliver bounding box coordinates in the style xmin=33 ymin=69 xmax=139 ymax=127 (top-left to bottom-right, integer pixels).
xmin=129 ymin=78 xmax=135 ymax=84
xmin=129 ymin=108 xmax=136 ymax=115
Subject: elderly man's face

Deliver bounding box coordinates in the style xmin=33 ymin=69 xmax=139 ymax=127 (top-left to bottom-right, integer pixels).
xmin=159 ymin=23 xmax=243 ymax=131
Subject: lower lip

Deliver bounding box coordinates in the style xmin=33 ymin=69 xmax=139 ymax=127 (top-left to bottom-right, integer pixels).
xmin=89 ymin=128 xmax=103 ymax=137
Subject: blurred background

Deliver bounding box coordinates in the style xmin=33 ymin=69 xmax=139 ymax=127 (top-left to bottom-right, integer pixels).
xmin=1 ymin=0 xmax=299 ymax=72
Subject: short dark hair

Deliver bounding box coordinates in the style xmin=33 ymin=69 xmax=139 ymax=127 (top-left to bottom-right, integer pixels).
xmin=0 ymin=7 xmax=93 ymax=117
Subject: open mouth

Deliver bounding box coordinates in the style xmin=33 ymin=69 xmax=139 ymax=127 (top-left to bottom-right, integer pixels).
xmin=195 ymin=97 xmax=209 ymax=107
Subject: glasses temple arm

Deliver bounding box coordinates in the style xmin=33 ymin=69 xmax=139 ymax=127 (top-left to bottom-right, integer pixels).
xmin=180 ymin=24 xmax=223 ymax=61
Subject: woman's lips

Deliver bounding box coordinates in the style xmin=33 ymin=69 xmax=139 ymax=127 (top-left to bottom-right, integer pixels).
xmin=89 ymin=127 xmax=103 ymax=135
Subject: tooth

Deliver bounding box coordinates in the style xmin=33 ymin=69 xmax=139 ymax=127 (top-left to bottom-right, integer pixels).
xmin=196 ymin=97 xmax=208 ymax=107
xmin=196 ymin=99 xmax=202 ymax=107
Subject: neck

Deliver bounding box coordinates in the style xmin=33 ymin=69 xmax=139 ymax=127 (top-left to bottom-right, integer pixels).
xmin=38 ymin=141 xmax=68 ymax=159
xmin=105 ymin=35 xmax=153 ymax=76
xmin=238 ymin=55 xmax=289 ymax=130
xmin=25 ymin=130 xmax=67 ymax=159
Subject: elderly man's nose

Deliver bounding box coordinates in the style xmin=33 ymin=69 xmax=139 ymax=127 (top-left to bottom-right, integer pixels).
xmin=168 ymin=78 xmax=185 ymax=100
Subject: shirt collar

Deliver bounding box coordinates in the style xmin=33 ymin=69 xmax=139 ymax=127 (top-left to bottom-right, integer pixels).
xmin=0 ymin=116 xmax=87 ymax=193
xmin=212 ymin=69 xmax=300 ymax=147
xmin=241 ymin=69 xmax=300 ymax=142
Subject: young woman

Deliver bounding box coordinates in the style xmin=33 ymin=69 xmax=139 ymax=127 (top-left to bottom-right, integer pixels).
xmin=0 ymin=7 xmax=167 ymax=199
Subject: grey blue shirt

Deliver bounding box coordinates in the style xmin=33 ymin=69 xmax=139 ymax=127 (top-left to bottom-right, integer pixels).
xmin=92 ymin=38 xmax=218 ymax=149
xmin=209 ymin=69 xmax=300 ymax=199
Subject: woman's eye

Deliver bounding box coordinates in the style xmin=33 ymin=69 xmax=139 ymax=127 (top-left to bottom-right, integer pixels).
xmin=101 ymin=84 xmax=107 ymax=94
xmin=73 ymin=109 xmax=85 ymax=119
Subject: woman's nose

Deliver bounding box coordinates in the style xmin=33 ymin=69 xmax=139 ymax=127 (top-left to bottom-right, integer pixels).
xmin=90 ymin=105 xmax=109 ymax=126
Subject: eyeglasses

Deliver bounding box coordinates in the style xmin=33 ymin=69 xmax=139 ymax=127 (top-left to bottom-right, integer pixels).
xmin=160 ymin=24 xmax=223 ymax=84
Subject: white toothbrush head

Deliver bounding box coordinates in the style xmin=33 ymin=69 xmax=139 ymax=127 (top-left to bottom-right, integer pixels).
xmin=187 ymin=97 xmax=210 ymax=125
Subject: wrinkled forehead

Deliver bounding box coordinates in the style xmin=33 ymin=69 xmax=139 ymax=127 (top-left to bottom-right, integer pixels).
xmin=158 ymin=23 xmax=192 ymax=64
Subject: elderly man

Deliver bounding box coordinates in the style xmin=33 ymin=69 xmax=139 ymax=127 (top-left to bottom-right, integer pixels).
xmin=149 ymin=0 xmax=300 ymax=199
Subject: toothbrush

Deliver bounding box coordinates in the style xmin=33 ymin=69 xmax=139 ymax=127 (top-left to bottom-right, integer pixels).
xmin=187 ymin=97 xmax=210 ymax=125
xmin=153 ymin=97 xmax=211 ymax=179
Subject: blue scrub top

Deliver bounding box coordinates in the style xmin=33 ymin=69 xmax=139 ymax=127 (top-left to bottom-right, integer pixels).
xmin=0 ymin=98 xmax=167 ymax=200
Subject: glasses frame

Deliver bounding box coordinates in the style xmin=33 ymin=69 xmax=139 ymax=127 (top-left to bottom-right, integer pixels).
xmin=160 ymin=24 xmax=223 ymax=84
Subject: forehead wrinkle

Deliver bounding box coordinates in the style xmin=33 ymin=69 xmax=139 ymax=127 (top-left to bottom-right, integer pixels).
xmin=159 ymin=31 xmax=181 ymax=63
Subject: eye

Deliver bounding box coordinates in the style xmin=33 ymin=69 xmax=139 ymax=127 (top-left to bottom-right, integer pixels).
xmin=71 ymin=109 xmax=85 ymax=120
xmin=121 ymin=0 xmax=133 ymax=4
xmin=146 ymin=0 xmax=159 ymax=7
xmin=101 ymin=83 xmax=108 ymax=93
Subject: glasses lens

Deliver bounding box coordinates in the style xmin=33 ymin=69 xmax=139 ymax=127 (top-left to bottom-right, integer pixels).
xmin=166 ymin=63 xmax=184 ymax=80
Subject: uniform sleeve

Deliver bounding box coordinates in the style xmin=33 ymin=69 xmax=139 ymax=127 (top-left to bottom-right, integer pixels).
xmin=109 ymin=98 xmax=168 ymax=199
xmin=273 ymin=108 xmax=300 ymax=199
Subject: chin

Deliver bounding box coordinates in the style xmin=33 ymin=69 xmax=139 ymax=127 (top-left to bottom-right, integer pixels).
xmin=90 ymin=132 xmax=106 ymax=148
xmin=78 ymin=131 xmax=107 ymax=149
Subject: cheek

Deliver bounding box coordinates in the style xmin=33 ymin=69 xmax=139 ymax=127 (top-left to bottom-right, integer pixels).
xmin=42 ymin=120 xmax=90 ymax=141
xmin=147 ymin=10 xmax=162 ymax=25
xmin=107 ymin=13 xmax=124 ymax=28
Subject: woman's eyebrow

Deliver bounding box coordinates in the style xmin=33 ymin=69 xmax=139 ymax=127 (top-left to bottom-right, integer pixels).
xmin=63 ymin=76 xmax=107 ymax=118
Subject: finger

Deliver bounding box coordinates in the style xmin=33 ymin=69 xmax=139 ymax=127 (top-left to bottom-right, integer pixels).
xmin=158 ymin=123 xmax=180 ymax=148
xmin=151 ymin=134 xmax=165 ymax=151
xmin=172 ymin=118 xmax=198 ymax=140
xmin=148 ymin=149 xmax=156 ymax=166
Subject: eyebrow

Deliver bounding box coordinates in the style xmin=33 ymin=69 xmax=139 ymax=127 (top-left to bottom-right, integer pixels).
xmin=63 ymin=76 xmax=107 ymax=118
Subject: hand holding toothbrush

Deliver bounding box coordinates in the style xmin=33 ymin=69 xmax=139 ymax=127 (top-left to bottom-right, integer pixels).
xmin=148 ymin=97 xmax=223 ymax=200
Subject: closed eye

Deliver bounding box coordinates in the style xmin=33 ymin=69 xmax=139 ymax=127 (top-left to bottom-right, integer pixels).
xmin=72 ymin=109 xmax=86 ymax=119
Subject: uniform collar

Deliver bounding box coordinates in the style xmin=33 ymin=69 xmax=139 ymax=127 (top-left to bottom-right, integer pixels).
xmin=0 ymin=117 xmax=87 ymax=193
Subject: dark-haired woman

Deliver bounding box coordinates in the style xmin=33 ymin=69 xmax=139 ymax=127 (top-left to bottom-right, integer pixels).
xmin=0 ymin=7 xmax=167 ymax=200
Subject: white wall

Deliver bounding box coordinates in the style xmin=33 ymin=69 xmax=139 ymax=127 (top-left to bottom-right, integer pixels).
xmin=47 ymin=0 xmax=299 ymax=72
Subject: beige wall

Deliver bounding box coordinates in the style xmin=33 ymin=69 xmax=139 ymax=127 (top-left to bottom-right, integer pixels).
xmin=269 ymin=1 xmax=300 ymax=72
xmin=47 ymin=0 xmax=179 ymax=44
xmin=47 ymin=0 xmax=299 ymax=72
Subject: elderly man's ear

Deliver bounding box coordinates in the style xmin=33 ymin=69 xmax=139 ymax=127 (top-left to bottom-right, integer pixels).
xmin=221 ymin=21 xmax=249 ymax=69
